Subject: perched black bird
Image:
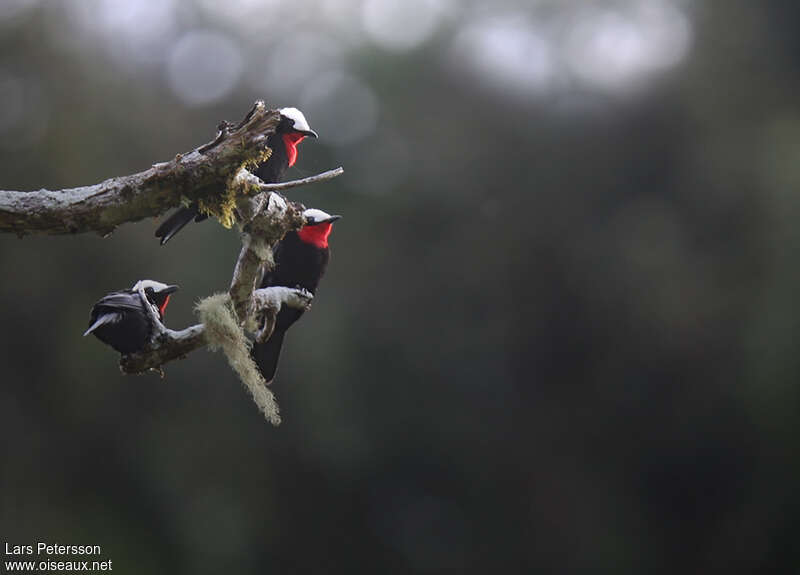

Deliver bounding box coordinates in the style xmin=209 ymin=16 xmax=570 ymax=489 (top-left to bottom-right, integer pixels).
xmin=253 ymin=208 xmax=341 ymax=384
xmin=84 ymin=280 xmax=178 ymax=354
xmin=155 ymin=107 xmax=318 ymax=245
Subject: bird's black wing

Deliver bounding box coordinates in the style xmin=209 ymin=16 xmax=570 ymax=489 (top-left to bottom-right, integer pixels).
xmin=251 ymin=306 xmax=304 ymax=384
xmin=91 ymin=291 xmax=145 ymax=313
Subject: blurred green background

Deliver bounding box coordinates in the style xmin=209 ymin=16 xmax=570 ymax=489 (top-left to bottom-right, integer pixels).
xmin=1 ymin=0 xmax=799 ymax=572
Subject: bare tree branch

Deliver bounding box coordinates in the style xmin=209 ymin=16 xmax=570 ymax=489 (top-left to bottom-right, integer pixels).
xmin=0 ymin=100 xmax=285 ymax=237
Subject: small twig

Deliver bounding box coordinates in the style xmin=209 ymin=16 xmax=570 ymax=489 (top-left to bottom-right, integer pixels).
xmin=240 ymin=167 xmax=344 ymax=193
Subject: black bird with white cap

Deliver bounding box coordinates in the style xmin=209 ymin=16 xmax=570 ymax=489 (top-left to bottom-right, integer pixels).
xmin=155 ymin=107 xmax=318 ymax=245
xmin=253 ymin=208 xmax=341 ymax=384
xmin=84 ymin=280 xmax=178 ymax=354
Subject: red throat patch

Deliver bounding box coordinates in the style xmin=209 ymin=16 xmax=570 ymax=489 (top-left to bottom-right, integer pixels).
xmin=158 ymin=295 xmax=170 ymax=317
xmin=282 ymin=132 xmax=306 ymax=167
xmin=297 ymin=222 xmax=333 ymax=248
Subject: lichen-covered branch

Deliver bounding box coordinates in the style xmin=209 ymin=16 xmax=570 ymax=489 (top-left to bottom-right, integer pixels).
xmin=3 ymin=101 xmax=343 ymax=422
xmin=228 ymin=190 xmax=307 ymax=326
xmin=117 ymin=170 xmax=321 ymax=378
xmin=0 ymin=100 xmax=284 ymax=236
xmin=120 ymin=324 xmax=207 ymax=374
xmin=119 ymin=286 xmax=313 ymax=375
xmin=118 ymin=183 xmax=319 ymax=378
xmin=121 ymin=284 xmax=313 ymax=426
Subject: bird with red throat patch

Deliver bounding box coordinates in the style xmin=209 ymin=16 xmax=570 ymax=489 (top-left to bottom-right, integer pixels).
xmin=84 ymin=280 xmax=179 ymax=354
xmin=252 ymin=208 xmax=342 ymax=384
xmin=155 ymin=107 xmax=318 ymax=245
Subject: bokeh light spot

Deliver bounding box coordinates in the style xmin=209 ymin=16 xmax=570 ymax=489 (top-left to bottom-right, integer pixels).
xmin=452 ymin=16 xmax=556 ymax=96
xmin=361 ymin=0 xmax=448 ymax=52
xmin=251 ymin=33 xmax=345 ymax=99
xmin=565 ymin=1 xmax=692 ymax=91
xmin=196 ymin=0 xmax=282 ymax=32
xmin=63 ymin=0 xmax=177 ymax=66
xmin=300 ymin=71 xmax=379 ymax=146
xmin=0 ymin=0 xmax=39 ymax=26
xmin=167 ymin=31 xmax=244 ymax=107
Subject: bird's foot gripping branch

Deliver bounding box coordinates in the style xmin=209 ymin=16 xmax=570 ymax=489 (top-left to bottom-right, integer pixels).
xmin=0 ymin=101 xmax=343 ymax=424
xmin=119 ymin=284 xmax=314 ymax=426
xmin=108 ymin=191 xmax=318 ymax=426
xmin=114 ymin=166 xmax=335 ymax=425
xmin=119 ymin=276 xmax=314 ymax=375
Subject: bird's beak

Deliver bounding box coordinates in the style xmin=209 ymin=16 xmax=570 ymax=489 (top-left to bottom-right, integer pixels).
xmin=301 ymin=128 xmax=318 ymax=138
xmin=322 ymin=215 xmax=342 ymax=223
xmin=160 ymin=285 xmax=179 ymax=295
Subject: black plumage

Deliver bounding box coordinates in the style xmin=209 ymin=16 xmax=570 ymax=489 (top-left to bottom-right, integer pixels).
xmin=252 ymin=210 xmax=340 ymax=384
xmin=155 ymin=109 xmax=316 ymax=245
xmin=84 ymin=281 xmax=178 ymax=354
xmin=252 ymin=115 xmax=295 ymax=185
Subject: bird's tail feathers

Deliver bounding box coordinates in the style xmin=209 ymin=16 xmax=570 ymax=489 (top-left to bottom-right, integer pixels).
xmin=252 ymin=329 xmax=287 ymax=384
xmin=155 ymin=206 xmax=199 ymax=245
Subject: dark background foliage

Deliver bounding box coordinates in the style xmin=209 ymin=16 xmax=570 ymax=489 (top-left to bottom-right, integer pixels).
xmin=1 ymin=0 xmax=799 ymax=572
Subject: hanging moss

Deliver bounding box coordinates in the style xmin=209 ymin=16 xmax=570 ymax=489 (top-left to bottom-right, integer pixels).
xmin=195 ymin=292 xmax=281 ymax=425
